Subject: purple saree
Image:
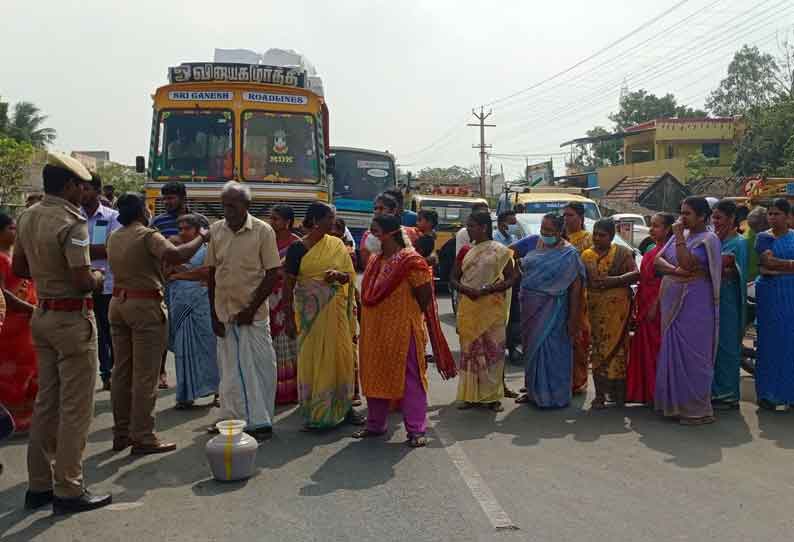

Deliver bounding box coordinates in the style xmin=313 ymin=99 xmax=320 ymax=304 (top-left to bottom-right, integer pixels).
xmin=654 ymin=231 xmax=721 ymax=419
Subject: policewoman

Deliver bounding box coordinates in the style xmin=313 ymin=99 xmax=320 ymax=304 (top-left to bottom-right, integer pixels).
xmin=13 ymin=153 xmax=111 ymax=514
xmin=107 ymin=193 xmax=207 ymax=455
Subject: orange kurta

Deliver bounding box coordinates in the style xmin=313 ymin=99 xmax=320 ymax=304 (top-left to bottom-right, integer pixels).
xmin=360 ymin=265 xmax=431 ymax=399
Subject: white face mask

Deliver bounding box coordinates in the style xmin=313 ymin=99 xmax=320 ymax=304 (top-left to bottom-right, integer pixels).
xmin=365 ymin=232 xmax=382 ymax=255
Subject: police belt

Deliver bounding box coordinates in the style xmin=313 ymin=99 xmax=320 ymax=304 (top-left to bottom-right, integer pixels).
xmin=112 ymin=287 xmax=162 ymax=301
xmin=39 ymin=298 xmax=94 ymax=311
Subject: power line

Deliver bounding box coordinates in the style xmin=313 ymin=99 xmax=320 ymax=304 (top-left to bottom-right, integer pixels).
xmin=482 ymin=0 xmax=694 ymax=108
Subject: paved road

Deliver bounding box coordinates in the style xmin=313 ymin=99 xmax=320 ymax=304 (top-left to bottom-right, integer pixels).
xmin=2 ymin=294 xmax=794 ymax=541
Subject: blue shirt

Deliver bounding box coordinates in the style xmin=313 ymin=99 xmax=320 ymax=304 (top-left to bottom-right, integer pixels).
xmin=401 ymin=210 xmax=417 ymax=227
xmin=151 ymin=211 xmax=181 ymax=238
xmin=82 ymin=204 xmax=121 ymax=295
xmin=493 ymin=230 xmax=517 ymax=247
xmin=512 ymin=235 xmax=540 ymax=258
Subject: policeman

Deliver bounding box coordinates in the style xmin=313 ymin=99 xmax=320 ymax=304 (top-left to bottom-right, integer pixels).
xmin=107 ymin=193 xmax=206 ymax=454
xmin=13 ymin=153 xmax=112 ymax=514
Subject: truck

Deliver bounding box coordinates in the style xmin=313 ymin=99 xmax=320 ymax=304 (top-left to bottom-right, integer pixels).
xmin=330 ymin=147 xmax=396 ymax=245
xmin=137 ymin=53 xmax=331 ymax=221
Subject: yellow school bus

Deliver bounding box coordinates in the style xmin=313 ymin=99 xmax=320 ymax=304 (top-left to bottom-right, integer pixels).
xmin=138 ymin=62 xmax=330 ymax=220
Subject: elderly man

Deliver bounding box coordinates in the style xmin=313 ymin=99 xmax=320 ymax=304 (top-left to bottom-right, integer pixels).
xmin=206 ymin=181 xmax=281 ymax=441
xmin=744 ymin=206 xmax=768 ymax=283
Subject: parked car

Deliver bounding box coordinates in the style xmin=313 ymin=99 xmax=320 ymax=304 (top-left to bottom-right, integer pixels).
xmin=611 ymin=213 xmax=651 ymax=249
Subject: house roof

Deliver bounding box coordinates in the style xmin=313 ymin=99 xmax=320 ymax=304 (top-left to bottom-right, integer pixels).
xmin=687 ymin=176 xmax=755 ymax=198
xmin=604 ymin=175 xmax=662 ymax=201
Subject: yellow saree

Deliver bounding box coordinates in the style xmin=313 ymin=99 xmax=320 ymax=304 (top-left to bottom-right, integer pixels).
xmin=566 ymin=229 xmax=593 ymax=393
xmin=456 ymin=240 xmax=512 ymax=403
xmin=295 ymin=235 xmax=356 ymax=428
xmin=582 ymin=244 xmax=634 ymax=403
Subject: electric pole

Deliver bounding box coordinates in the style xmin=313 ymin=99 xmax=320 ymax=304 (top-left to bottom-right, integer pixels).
xmin=468 ymin=107 xmax=495 ymax=196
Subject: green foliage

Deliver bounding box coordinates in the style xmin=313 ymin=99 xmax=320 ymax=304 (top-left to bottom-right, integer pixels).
xmin=734 ymin=97 xmax=794 ymax=176
xmin=686 ymin=151 xmax=719 ymax=183
xmin=706 ymin=45 xmax=780 ymax=116
xmin=569 ymin=126 xmax=622 ymax=172
xmin=0 ymin=136 xmax=36 ymax=205
xmin=609 ymin=90 xmax=706 ymax=131
xmin=4 ymin=101 xmax=56 ymax=148
xmin=415 ymin=165 xmax=476 ymax=185
xmin=95 ymin=161 xmax=145 ymax=195
xmin=0 ymin=97 xmax=8 ymax=135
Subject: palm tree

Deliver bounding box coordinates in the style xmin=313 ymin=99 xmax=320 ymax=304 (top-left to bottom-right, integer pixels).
xmin=9 ymin=102 xmax=56 ymax=147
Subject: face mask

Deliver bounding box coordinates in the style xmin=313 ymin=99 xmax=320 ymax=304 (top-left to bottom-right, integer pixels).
xmin=507 ymin=224 xmax=520 ymax=237
xmin=540 ymin=235 xmax=558 ymax=246
xmin=365 ymin=232 xmax=382 ymax=254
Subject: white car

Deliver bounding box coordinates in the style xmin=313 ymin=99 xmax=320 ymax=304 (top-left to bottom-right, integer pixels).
xmin=611 ymin=213 xmax=651 ymax=249
xmin=514 ymin=214 xmax=642 ymax=269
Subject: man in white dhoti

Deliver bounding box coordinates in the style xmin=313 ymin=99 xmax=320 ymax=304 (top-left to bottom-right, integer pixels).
xmin=206 ymin=181 xmax=281 ymax=441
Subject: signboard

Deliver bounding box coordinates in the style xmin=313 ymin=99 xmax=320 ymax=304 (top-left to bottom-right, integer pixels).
xmin=357 ymin=160 xmax=391 ymax=169
xmin=168 ymin=90 xmax=232 ymax=101
xmin=243 ymin=92 xmax=307 ymax=105
xmin=525 ymin=160 xmax=554 ymax=186
xmin=168 ymin=63 xmax=306 ymax=88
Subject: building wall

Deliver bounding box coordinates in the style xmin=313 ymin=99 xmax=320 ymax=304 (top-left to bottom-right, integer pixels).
xmin=596 ymin=158 xmax=733 ymax=191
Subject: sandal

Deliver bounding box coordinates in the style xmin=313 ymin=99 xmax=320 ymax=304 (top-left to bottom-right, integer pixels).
xmin=352 ymin=428 xmax=384 ymax=439
xmin=679 ymin=416 xmax=715 ymax=426
xmin=504 ymin=388 xmax=519 ymax=399
xmin=515 ymin=394 xmax=531 ymax=404
xmin=457 ymin=402 xmax=476 ymax=410
xmin=590 ymin=397 xmax=607 ymax=410
xmin=158 ymin=374 xmax=169 ymax=390
xmin=212 ymin=395 xmax=220 ymax=408
xmin=174 ymin=401 xmax=194 ymax=410
xmin=407 ymin=435 xmax=427 ymax=448
xmin=488 ymin=401 xmax=504 ymax=412
xmin=346 ymin=410 xmax=366 ymax=426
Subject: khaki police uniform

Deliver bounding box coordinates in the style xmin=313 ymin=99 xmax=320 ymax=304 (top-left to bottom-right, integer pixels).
xmin=107 ymin=222 xmax=172 ymax=445
xmin=16 ymin=194 xmax=98 ymax=499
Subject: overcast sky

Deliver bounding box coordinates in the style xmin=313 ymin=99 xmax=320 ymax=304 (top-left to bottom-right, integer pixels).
xmin=3 ymin=0 xmax=793 ymax=179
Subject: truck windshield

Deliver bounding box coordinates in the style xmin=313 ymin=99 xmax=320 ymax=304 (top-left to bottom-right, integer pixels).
xmin=332 ymin=150 xmax=395 ymax=203
xmin=241 ymin=111 xmax=320 ymax=183
xmin=154 ymin=110 xmax=233 ymax=180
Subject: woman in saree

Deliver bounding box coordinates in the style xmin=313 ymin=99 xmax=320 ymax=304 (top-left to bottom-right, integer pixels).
xmin=654 ymin=196 xmax=722 ymax=425
xmin=626 ymin=213 xmax=674 ymax=405
xmin=0 ymin=212 xmax=37 ymax=431
xmin=581 ymin=218 xmax=639 ymax=409
xmin=167 ymin=214 xmax=220 ymax=409
xmin=754 ymin=198 xmax=794 ymax=410
xmin=284 ymin=201 xmax=360 ymax=430
xmin=710 ymin=200 xmax=748 ymax=410
xmin=355 ymin=214 xmax=445 ymax=448
xmin=562 ymin=202 xmax=592 ymax=394
xmin=268 ymin=204 xmax=301 ymax=405
xmin=451 ymin=211 xmax=516 ymax=412
xmin=516 ymin=213 xmax=585 ymax=408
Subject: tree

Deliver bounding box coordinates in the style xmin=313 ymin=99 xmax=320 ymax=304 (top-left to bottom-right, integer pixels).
xmin=7 ymin=101 xmax=56 ymax=147
xmin=706 ymin=45 xmax=781 ymax=116
xmin=686 ymin=151 xmax=718 ymax=183
xmin=609 ymin=89 xmax=706 ymax=130
xmin=95 ymin=161 xmax=145 ymax=195
xmin=569 ymin=126 xmax=622 ymax=172
xmin=415 ymin=165 xmax=476 ymax=185
xmin=0 ymin=136 xmax=35 ymax=206
xmin=0 ymin=97 xmax=8 ymax=136
xmin=733 ymin=97 xmax=794 ymax=176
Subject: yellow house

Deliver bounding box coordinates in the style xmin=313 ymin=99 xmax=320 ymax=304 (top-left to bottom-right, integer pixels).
xmin=590 ymin=117 xmax=745 ymax=192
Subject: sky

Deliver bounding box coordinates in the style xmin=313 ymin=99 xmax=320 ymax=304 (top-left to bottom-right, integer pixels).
xmin=3 ymin=0 xmax=794 ymax=180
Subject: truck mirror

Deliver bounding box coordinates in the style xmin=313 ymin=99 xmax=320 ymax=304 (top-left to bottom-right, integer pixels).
xmin=135 ymin=156 xmax=146 ymax=174
xmin=325 ymin=156 xmax=336 ymax=178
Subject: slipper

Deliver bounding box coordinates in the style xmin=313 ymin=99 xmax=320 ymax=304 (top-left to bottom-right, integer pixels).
xmin=407 ymin=435 xmax=427 ymax=448
xmin=488 ymin=402 xmax=504 ymax=412
xmin=515 ymin=394 xmax=531 ymax=404
xmin=352 ymin=428 xmax=384 ymax=439
xmin=457 ymin=402 xmax=475 ymax=410
xmin=174 ymin=402 xmax=194 ymax=410
xmin=679 ymin=416 xmax=715 ymax=426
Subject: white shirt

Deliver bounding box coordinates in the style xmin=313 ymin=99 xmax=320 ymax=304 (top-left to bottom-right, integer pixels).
xmin=455 ymin=227 xmax=470 ymax=257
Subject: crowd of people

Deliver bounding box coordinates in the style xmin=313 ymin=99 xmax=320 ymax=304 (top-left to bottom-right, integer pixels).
xmin=2 ymin=152 xmax=794 ymax=514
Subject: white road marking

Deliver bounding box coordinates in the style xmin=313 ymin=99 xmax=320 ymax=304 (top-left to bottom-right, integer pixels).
xmin=431 ymin=423 xmax=518 ymax=531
